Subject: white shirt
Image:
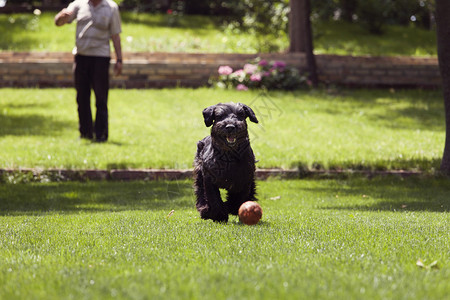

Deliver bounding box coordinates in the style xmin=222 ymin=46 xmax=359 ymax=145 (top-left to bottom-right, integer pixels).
xmin=67 ymin=0 xmax=121 ymax=57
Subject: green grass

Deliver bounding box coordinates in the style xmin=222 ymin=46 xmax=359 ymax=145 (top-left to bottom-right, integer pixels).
xmin=0 ymin=12 xmax=437 ymax=56
xmin=0 ymin=87 xmax=444 ymax=171
xmin=1 ymin=177 xmax=449 ymax=299
xmin=0 ymin=12 xmax=285 ymax=53
xmin=313 ymin=21 xmax=437 ymax=57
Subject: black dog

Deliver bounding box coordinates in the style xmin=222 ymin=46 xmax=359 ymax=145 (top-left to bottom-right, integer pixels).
xmin=194 ymin=102 xmax=259 ymax=222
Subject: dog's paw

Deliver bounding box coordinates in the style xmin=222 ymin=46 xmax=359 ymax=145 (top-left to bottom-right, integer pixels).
xmin=197 ymin=205 xmax=210 ymax=218
xmin=199 ymin=206 xmax=229 ymax=223
xmin=211 ymin=213 xmax=229 ymax=223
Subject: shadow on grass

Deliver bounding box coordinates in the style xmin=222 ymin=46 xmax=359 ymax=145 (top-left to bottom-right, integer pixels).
xmin=311 ymin=176 xmax=450 ymax=213
xmin=0 ymin=114 xmax=75 ymax=136
xmin=0 ymin=100 xmax=76 ymax=136
xmin=227 ymin=219 xmax=271 ymax=227
xmin=0 ymin=181 xmax=195 ymax=215
xmin=318 ymin=89 xmax=445 ymax=131
xmin=314 ymin=21 xmax=437 ymax=56
xmin=292 ymin=157 xmax=442 ymax=172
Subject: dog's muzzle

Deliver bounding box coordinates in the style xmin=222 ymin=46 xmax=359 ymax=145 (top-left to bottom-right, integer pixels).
xmin=226 ymin=136 xmax=237 ymax=145
xmin=225 ymin=124 xmax=237 ymax=145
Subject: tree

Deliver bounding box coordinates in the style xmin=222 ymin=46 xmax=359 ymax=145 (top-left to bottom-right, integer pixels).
xmin=435 ymin=0 xmax=450 ymax=173
xmin=288 ymin=0 xmax=318 ymax=86
xmin=288 ymin=0 xmax=305 ymax=52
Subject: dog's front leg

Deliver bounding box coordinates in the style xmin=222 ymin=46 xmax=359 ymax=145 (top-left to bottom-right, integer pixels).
xmin=226 ymin=181 xmax=257 ymax=215
xmin=203 ymin=177 xmax=228 ymax=222
xmin=226 ymin=191 xmax=250 ymax=215
xmin=195 ymin=169 xmax=208 ymax=216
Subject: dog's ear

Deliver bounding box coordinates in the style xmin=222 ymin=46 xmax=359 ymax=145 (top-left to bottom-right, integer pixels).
xmin=202 ymin=105 xmax=216 ymax=127
xmin=242 ymin=104 xmax=259 ymax=123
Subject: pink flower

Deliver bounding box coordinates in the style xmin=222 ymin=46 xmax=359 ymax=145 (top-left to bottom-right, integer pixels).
xmin=250 ymin=73 xmax=262 ymax=82
xmin=231 ymin=69 xmax=245 ymax=77
xmin=218 ymin=66 xmax=233 ymax=75
xmin=272 ymin=61 xmax=286 ymax=69
xmin=243 ymin=63 xmax=258 ymax=74
xmin=236 ymin=84 xmax=248 ymax=91
xmin=167 ymin=9 xmax=173 ymax=14
xmin=258 ymin=59 xmax=268 ymax=66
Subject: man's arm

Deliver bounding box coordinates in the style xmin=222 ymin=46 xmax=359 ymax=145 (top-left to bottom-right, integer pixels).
xmin=54 ymin=8 xmax=73 ymax=26
xmin=111 ymin=33 xmax=123 ymax=76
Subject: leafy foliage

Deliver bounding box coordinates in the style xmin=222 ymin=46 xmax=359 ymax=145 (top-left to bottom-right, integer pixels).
xmin=356 ymin=0 xmax=394 ymax=34
xmin=312 ymin=0 xmax=435 ymax=33
xmin=219 ymin=0 xmax=290 ymax=52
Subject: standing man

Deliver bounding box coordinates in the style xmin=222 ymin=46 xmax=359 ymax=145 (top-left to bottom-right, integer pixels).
xmin=55 ymin=0 xmax=123 ymax=142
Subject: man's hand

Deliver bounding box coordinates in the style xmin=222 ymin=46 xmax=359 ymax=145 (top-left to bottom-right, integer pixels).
xmin=55 ymin=9 xmax=73 ymax=26
xmin=114 ymin=61 xmax=123 ymax=76
xmin=111 ymin=34 xmax=123 ymax=76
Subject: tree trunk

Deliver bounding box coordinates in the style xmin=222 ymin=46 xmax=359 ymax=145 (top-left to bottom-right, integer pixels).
xmin=300 ymin=0 xmax=318 ymax=86
xmin=435 ymin=0 xmax=450 ymax=173
xmin=288 ymin=0 xmax=305 ymax=52
xmin=339 ymin=0 xmax=358 ymax=22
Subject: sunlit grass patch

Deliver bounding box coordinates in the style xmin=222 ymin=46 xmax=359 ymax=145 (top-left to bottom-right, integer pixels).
xmin=0 ymin=178 xmax=449 ymax=299
xmin=0 ymin=88 xmax=444 ymax=171
xmin=0 ymin=12 xmax=437 ymax=56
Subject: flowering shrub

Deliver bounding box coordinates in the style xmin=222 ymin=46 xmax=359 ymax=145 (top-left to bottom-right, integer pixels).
xmin=215 ymin=58 xmax=308 ymax=91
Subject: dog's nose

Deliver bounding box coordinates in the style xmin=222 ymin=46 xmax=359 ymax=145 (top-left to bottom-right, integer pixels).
xmin=225 ymin=124 xmax=235 ymax=133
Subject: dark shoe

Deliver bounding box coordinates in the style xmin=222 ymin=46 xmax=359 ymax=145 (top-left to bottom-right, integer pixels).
xmin=80 ymin=134 xmax=93 ymax=140
xmin=95 ymin=135 xmax=107 ymax=143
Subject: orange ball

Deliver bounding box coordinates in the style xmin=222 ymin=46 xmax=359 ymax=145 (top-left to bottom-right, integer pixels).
xmin=238 ymin=201 xmax=262 ymax=225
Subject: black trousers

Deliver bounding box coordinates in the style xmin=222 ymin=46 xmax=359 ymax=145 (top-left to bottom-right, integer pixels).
xmin=74 ymin=55 xmax=110 ymax=140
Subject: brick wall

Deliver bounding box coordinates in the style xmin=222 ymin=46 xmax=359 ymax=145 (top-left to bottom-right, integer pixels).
xmin=0 ymin=52 xmax=441 ymax=89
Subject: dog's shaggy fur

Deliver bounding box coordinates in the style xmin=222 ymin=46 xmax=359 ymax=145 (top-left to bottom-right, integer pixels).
xmin=194 ymin=102 xmax=259 ymax=222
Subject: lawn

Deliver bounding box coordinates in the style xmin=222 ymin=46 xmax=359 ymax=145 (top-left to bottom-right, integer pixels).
xmin=1 ymin=9 xmax=447 ymax=300
xmin=0 ymin=12 xmax=437 ymax=56
xmin=1 ymin=177 xmax=449 ymax=299
xmin=0 ymin=87 xmax=444 ymax=172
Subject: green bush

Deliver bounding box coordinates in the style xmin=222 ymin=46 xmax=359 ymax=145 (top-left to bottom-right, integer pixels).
xmin=311 ymin=0 xmax=434 ymax=33
xmin=222 ymin=0 xmax=289 ymax=52
xmin=356 ymin=0 xmax=393 ymax=34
